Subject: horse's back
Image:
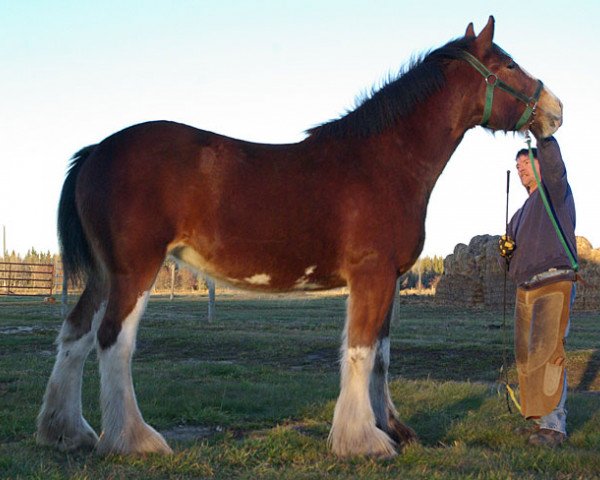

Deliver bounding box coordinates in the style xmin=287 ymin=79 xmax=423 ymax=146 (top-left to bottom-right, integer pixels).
xmin=73 ymin=120 xmax=348 ymax=291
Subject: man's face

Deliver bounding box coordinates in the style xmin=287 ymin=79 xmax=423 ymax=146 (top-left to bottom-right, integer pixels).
xmin=516 ymin=154 xmax=541 ymax=194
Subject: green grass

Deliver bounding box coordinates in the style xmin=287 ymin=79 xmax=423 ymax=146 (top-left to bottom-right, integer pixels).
xmin=0 ymin=294 xmax=599 ymax=479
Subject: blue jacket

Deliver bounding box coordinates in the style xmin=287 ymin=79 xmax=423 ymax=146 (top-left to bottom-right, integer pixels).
xmin=507 ymin=137 xmax=577 ymax=286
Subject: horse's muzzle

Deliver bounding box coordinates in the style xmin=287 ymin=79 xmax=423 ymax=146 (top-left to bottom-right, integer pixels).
xmin=533 ymin=88 xmax=563 ymax=138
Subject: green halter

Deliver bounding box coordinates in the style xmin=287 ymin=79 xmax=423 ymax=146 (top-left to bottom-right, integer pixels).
xmin=453 ymin=50 xmax=544 ymax=129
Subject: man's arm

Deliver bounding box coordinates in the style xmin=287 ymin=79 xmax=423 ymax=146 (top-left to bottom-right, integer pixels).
xmin=537 ymin=136 xmax=568 ymax=199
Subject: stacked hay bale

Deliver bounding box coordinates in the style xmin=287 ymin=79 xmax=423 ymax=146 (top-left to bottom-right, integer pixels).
xmin=435 ymin=235 xmax=600 ymax=310
xmin=435 ymin=234 xmax=515 ymax=308
xmin=575 ymin=237 xmax=600 ymax=310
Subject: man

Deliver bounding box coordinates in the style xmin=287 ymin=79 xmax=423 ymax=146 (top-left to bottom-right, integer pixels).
xmin=499 ymin=136 xmax=577 ymax=447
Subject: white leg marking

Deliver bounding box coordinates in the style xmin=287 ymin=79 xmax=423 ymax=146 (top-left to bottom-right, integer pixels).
xmin=304 ymin=265 xmax=317 ymax=276
xmin=36 ymin=302 xmax=106 ymax=451
xmin=97 ymin=291 xmax=172 ymax=455
xmin=293 ymin=265 xmax=321 ymax=290
xmin=244 ymin=273 xmax=271 ymax=285
xmin=329 ymin=339 xmax=396 ymax=457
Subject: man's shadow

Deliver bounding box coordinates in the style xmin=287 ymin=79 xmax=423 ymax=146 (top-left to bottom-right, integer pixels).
xmin=575 ymin=349 xmax=600 ymax=391
xmin=568 ymin=349 xmax=600 ymax=434
xmin=406 ymin=394 xmax=487 ymax=446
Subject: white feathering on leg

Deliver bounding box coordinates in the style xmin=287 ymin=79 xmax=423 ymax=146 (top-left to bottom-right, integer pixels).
xmin=36 ymin=302 xmax=106 ymax=451
xmin=97 ymin=292 xmax=172 ymax=455
xmin=329 ymin=340 xmax=396 ymax=457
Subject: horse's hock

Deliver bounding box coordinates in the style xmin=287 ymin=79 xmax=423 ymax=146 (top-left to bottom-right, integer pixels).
xmin=435 ymin=235 xmax=600 ymax=310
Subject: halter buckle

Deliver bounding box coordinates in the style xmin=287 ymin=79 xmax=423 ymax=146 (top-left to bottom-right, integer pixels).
xmin=485 ymin=74 xmax=498 ymax=86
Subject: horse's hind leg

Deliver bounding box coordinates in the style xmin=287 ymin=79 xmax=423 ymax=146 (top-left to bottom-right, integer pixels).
xmin=37 ymin=279 xmax=105 ymax=451
xmin=329 ymin=269 xmax=400 ymax=457
xmin=369 ymin=294 xmax=418 ymax=449
xmin=95 ymin=272 xmax=172 ymax=455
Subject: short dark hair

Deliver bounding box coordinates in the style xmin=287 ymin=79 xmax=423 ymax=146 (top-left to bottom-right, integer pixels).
xmin=516 ymin=147 xmax=537 ymax=160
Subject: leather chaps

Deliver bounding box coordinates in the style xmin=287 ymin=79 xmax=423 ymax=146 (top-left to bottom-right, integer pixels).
xmin=515 ymin=280 xmax=573 ymax=418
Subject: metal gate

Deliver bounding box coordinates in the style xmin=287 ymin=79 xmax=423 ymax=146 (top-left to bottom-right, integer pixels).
xmin=0 ymin=262 xmax=55 ymax=296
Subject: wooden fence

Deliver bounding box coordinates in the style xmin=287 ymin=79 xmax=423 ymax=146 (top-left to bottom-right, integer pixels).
xmin=0 ymin=262 xmax=55 ymax=296
xmin=0 ymin=260 xmax=215 ymax=320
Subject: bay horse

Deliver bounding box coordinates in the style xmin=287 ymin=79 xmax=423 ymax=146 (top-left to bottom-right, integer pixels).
xmin=37 ymin=16 xmax=562 ymax=458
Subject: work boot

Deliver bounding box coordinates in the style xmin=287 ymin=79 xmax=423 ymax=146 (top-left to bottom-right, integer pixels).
xmin=527 ymin=428 xmax=566 ymax=447
xmin=513 ymin=423 xmax=539 ymax=437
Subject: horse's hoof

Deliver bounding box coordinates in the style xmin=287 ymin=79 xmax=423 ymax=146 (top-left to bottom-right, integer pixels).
xmin=328 ymin=423 xmax=397 ymax=458
xmin=96 ymin=423 xmax=173 ymax=456
xmin=388 ymin=416 xmax=419 ymax=448
xmin=36 ymin=416 xmax=99 ymax=452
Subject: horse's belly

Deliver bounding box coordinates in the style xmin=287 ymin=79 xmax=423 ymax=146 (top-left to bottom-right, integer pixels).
xmin=168 ymin=244 xmax=342 ymax=292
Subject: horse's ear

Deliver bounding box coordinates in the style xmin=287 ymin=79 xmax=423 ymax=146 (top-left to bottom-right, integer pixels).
xmin=476 ymin=15 xmax=495 ymax=47
xmin=465 ymin=22 xmax=475 ymax=37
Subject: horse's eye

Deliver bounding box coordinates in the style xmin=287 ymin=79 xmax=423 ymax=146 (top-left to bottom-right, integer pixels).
xmin=507 ymin=61 xmax=517 ymax=70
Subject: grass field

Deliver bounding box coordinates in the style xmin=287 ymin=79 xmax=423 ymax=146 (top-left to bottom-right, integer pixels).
xmin=1 ymin=293 xmax=599 ymax=479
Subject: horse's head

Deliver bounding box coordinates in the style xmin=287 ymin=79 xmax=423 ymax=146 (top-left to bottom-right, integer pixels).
xmin=461 ymin=16 xmax=562 ymax=138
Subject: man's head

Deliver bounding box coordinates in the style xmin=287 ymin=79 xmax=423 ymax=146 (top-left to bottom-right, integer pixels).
xmin=515 ymin=148 xmax=540 ymax=194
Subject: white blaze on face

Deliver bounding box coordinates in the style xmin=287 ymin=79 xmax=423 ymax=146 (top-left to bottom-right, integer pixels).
xmin=536 ymin=86 xmax=563 ymax=137
xmin=517 ymin=64 xmax=563 ymax=136
xmin=542 ymin=85 xmax=563 ymax=119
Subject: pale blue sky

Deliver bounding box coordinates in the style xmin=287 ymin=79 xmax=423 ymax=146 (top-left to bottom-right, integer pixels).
xmin=1 ymin=0 xmax=599 ymax=257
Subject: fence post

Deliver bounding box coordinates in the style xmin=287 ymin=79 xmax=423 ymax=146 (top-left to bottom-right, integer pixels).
xmin=49 ymin=263 xmax=55 ymax=296
xmin=169 ymin=263 xmax=176 ymax=300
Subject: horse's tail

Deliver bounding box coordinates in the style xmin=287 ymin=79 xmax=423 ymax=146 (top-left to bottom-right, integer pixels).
xmin=57 ymin=145 xmax=98 ymax=283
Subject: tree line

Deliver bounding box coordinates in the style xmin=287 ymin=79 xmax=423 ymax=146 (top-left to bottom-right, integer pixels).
xmin=399 ymin=255 xmax=445 ymax=290
xmin=1 ymin=248 xmax=56 ymax=265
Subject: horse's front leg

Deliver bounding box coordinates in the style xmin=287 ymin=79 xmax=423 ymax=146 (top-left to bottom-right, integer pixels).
xmin=329 ymin=269 xmax=411 ymax=457
xmin=369 ymin=288 xmax=418 ymax=449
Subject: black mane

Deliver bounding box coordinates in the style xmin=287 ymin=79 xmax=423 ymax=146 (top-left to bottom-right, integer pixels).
xmin=306 ymin=37 xmax=473 ymax=139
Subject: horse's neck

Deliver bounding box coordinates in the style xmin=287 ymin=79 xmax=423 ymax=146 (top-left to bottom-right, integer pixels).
xmin=385 ymin=76 xmax=479 ymax=196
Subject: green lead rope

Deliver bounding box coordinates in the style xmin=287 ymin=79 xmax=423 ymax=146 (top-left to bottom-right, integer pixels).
xmin=527 ymin=135 xmax=579 ymax=271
